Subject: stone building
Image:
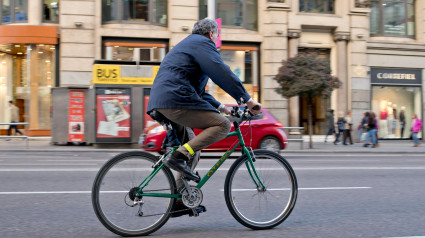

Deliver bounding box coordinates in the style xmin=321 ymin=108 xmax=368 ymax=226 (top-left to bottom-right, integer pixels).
xmin=0 ymin=0 xmax=423 ymax=140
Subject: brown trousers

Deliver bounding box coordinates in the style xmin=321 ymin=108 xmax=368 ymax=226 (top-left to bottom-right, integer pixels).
xmin=157 ymin=109 xmax=231 ymax=189
xmin=157 ymin=109 xmax=231 ymax=156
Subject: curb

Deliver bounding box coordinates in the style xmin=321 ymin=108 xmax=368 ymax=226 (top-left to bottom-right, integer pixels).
xmin=1 ymin=148 xmax=424 ymax=155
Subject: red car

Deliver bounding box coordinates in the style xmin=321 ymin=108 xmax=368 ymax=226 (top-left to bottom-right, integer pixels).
xmin=140 ymin=108 xmax=287 ymax=153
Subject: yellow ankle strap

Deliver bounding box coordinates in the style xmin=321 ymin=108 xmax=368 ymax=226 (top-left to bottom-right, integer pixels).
xmin=183 ymin=143 xmax=194 ymax=156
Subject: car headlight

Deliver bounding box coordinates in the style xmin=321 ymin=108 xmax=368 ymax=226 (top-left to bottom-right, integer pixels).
xmin=148 ymin=125 xmax=166 ymax=134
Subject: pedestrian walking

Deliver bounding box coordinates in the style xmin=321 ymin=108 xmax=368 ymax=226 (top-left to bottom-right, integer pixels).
xmin=324 ymin=109 xmax=335 ymax=143
xmin=334 ymin=112 xmax=346 ymax=145
xmin=356 ymin=112 xmax=368 ymax=143
xmin=7 ymin=100 xmax=23 ymax=137
xmin=411 ymin=113 xmax=422 ymax=147
xmin=343 ymin=111 xmax=353 ymax=145
xmin=364 ymin=112 xmax=377 ymax=148
xmin=373 ymin=112 xmax=380 ymax=147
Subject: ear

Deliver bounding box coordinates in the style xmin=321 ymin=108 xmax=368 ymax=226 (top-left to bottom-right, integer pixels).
xmin=209 ymin=30 xmax=213 ymax=39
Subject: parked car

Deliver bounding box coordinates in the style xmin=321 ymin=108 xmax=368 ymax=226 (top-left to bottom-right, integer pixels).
xmin=140 ymin=108 xmax=287 ymax=153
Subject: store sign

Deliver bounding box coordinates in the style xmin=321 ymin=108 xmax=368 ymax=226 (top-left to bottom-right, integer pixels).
xmin=371 ymin=68 xmax=422 ymax=85
xmin=92 ymin=64 xmax=159 ymax=85
xmin=68 ymin=90 xmax=85 ymax=142
xmin=216 ymin=18 xmax=222 ymax=48
xmin=96 ymin=88 xmax=131 ymax=139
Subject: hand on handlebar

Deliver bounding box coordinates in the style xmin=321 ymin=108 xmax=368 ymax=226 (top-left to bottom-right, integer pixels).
xmin=221 ymin=106 xmax=233 ymax=115
xmin=246 ymin=99 xmax=262 ymax=116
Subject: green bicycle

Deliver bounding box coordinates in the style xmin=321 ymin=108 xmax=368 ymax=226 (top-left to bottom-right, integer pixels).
xmin=92 ymin=106 xmax=298 ymax=236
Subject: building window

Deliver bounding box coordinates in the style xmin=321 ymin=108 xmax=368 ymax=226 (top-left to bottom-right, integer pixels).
xmin=42 ymin=0 xmax=59 ymax=22
xmin=299 ymin=0 xmax=334 ymax=14
xmin=370 ymin=0 xmax=415 ymax=37
xmin=103 ymin=42 xmax=167 ymax=62
xmin=1 ymin=0 xmax=28 ymax=23
xmin=199 ymin=0 xmax=258 ymax=31
xmin=213 ymin=45 xmax=259 ymax=104
xmin=102 ymin=0 xmax=167 ymax=26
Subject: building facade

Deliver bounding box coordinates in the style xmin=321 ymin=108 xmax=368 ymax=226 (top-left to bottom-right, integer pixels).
xmin=0 ymin=0 xmax=424 ymax=139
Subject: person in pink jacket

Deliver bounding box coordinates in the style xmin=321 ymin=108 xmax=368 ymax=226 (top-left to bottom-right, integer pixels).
xmin=411 ymin=113 xmax=422 ymax=147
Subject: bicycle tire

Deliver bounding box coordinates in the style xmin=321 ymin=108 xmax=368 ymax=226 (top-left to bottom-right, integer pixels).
xmin=224 ymin=149 xmax=297 ymax=230
xmin=92 ymin=151 xmax=177 ymax=237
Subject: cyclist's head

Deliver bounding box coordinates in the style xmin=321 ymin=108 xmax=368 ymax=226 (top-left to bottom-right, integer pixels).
xmin=192 ymin=18 xmax=219 ymax=45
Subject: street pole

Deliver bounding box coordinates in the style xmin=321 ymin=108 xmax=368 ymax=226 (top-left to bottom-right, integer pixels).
xmin=207 ymin=0 xmax=215 ymax=97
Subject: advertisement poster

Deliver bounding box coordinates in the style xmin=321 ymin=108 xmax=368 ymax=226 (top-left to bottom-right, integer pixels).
xmin=68 ymin=90 xmax=85 ymax=142
xmin=144 ymin=95 xmax=156 ymax=129
xmin=96 ymin=88 xmax=131 ymax=139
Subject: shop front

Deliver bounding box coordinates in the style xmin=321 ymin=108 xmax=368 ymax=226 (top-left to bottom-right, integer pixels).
xmin=0 ymin=26 xmax=58 ymax=136
xmin=370 ymin=68 xmax=422 ymax=139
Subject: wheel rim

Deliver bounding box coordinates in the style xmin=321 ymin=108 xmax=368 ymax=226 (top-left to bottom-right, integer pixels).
xmin=94 ymin=155 xmax=174 ymax=234
xmin=228 ymin=153 xmax=296 ymax=226
xmin=260 ymin=137 xmax=281 ymax=153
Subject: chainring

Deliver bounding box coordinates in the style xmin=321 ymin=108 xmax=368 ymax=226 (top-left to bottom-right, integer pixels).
xmin=180 ymin=185 xmax=203 ymax=208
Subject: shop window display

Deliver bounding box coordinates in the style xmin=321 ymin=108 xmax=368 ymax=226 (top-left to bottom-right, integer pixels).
xmin=371 ymin=86 xmax=421 ymax=139
xmin=213 ymin=46 xmax=259 ymax=104
xmin=103 ymin=42 xmax=167 ymax=62
xmin=0 ymin=44 xmax=56 ymax=133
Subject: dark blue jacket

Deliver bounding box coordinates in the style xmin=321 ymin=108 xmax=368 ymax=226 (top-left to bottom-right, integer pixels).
xmin=147 ymin=34 xmax=251 ymax=113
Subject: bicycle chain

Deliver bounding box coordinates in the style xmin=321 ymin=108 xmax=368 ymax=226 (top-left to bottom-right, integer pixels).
xmin=133 ymin=208 xmax=192 ymax=218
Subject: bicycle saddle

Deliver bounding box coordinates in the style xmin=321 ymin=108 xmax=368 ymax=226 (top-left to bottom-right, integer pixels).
xmin=148 ymin=110 xmax=172 ymax=125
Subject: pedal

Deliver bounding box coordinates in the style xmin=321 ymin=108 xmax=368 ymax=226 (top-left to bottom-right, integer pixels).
xmin=188 ymin=205 xmax=206 ymax=217
xmin=191 ymin=208 xmax=199 ymax=217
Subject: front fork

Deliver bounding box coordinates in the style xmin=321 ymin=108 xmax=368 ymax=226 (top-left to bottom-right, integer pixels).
xmin=242 ymin=146 xmax=267 ymax=191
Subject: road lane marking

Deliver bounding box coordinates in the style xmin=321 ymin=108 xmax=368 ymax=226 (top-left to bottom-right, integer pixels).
xmin=384 ymin=237 xmax=425 ymax=238
xmin=0 ymin=187 xmax=372 ymax=195
xmin=0 ymin=163 xmax=98 ymax=166
xmin=0 ymin=191 xmax=126 ymax=195
xmin=38 ymin=160 xmax=106 ymax=162
xmin=1 ymin=167 xmax=425 ymax=172
xmin=221 ymin=187 xmax=372 ymax=192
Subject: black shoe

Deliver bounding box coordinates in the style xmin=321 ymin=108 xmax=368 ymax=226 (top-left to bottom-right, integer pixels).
xmin=371 ymin=144 xmax=376 ymax=148
xmin=163 ymin=151 xmax=200 ymax=183
xmin=343 ymin=143 xmax=348 ymax=145
xmin=363 ymin=144 xmax=369 ymax=147
xmin=171 ymin=202 xmax=206 ymax=218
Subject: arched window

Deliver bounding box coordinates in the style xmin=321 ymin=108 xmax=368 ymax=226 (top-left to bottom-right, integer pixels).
xmin=370 ymin=0 xmax=415 ymax=37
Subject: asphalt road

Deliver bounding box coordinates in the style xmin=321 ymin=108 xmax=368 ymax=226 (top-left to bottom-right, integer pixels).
xmin=0 ymin=151 xmax=424 ymax=238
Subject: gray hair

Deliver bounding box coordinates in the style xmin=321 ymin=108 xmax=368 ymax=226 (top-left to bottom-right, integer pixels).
xmin=192 ymin=18 xmax=218 ymax=36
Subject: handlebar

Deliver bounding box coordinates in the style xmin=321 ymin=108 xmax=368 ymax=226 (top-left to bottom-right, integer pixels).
xmin=230 ymin=106 xmax=263 ymax=125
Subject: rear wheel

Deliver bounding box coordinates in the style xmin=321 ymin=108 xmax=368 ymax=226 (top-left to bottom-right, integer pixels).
xmin=92 ymin=151 xmax=177 ymax=236
xmin=224 ymin=149 xmax=297 ymax=230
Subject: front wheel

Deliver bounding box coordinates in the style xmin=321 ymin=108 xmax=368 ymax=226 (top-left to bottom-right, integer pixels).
xmin=224 ymin=149 xmax=297 ymax=230
xmin=92 ymin=151 xmax=177 ymax=237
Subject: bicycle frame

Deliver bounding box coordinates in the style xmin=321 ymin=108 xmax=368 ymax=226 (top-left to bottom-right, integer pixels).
xmin=137 ymin=121 xmax=266 ymax=199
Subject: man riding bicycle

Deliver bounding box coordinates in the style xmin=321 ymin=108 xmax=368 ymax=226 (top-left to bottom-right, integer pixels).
xmin=147 ymin=18 xmax=261 ymax=215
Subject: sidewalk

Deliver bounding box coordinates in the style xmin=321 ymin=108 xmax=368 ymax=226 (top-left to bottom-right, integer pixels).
xmin=0 ymin=136 xmax=424 ymax=154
